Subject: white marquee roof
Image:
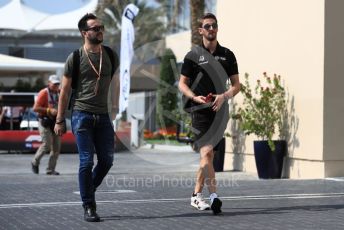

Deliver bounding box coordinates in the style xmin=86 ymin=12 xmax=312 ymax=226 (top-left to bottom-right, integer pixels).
xmin=0 ymin=0 xmax=48 ymax=31
xmin=0 ymin=0 xmax=98 ymax=32
xmin=34 ymin=0 xmax=98 ymax=31
xmin=0 ymin=54 xmax=64 ymax=72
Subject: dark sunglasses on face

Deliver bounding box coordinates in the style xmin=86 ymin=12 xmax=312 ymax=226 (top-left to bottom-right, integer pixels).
xmin=85 ymin=25 xmax=105 ymax=32
xmin=203 ymin=23 xmax=218 ymax=30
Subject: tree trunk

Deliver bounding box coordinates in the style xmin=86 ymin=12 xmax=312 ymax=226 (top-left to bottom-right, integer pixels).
xmin=190 ymin=0 xmax=205 ymax=46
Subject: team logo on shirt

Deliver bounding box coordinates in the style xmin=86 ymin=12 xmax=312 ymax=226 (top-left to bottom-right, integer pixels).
xmin=215 ymin=56 xmax=226 ymax=61
xmin=198 ymin=55 xmax=208 ymax=65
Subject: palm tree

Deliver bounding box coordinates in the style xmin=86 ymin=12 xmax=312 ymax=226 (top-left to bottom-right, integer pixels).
xmin=157 ymin=0 xmax=187 ymax=33
xmin=190 ymin=0 xmax=204 ymax=46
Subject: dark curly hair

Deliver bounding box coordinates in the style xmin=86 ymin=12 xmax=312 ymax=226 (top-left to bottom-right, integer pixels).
xmin=78 ymin=13 xmax=97 ymax=32
xmin=198 ymin=13 xmax=218 ymax=28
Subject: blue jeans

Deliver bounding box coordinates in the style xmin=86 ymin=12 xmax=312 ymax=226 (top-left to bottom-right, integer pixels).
xmin=71 ymin=110 xmax=114 ymax=205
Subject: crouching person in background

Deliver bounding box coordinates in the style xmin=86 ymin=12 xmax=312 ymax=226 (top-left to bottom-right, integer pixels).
xmin=31 ymin=74 xmax=61 ymax=175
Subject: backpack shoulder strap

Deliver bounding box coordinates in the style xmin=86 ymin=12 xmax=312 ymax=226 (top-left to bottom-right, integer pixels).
xmin=103 ymin=45 xmax=115 ymax=78
xmin=68 ymin=49 xmax=80 ymax=110
xmin=71 ymin=49 xmax=80 ymax=89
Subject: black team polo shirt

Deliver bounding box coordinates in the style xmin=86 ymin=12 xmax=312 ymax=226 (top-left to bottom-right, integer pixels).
xmin=181 ymin=42 xmax=239 ymax=114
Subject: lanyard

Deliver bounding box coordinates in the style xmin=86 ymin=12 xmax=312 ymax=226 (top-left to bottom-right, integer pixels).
xmin=47 ymin=87 xmax=58 ymax=108
xmin=83 ymin=45 xmax=103 ymax=95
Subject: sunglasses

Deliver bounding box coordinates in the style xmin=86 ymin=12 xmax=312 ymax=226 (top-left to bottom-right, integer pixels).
xmin=85 ymin=25 xmax=105 ymax=32
xmin=202 ymin=23 xmax=218 ymax=30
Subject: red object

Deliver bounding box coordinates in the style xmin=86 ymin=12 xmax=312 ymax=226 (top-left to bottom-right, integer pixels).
xmin=0 ymin=130 xmax=77 ymax=153
xmin=0 ymin=130 xmax=130 ymax=153
xmin=157 ymin=126 xmax=177 ymax=136
xmin=205 ymin=93 xmax=214 ymax=103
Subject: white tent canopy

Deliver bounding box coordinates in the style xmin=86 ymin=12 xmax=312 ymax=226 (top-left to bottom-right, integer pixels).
xmin=34 ymin=0 xmax=98 ymax=31
xmin=0 ymin=0 xmax=98 ymax=32
xmin=0 ymin=54 xmax=64 ymax=72
xmin=0 ymin=0 xmax=48 ymax=31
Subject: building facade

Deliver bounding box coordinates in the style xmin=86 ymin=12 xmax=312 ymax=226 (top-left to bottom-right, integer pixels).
xmin=167 ymin=0 xmax=344 ymax=179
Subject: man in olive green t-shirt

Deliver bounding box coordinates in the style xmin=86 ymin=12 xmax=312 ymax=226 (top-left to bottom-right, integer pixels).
xmin=54 ymin=13 xmax=119 ymax=222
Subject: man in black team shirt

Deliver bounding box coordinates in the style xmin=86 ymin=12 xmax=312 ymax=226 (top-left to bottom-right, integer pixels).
xmin=179 ymin=13 xmax=240 ymax=215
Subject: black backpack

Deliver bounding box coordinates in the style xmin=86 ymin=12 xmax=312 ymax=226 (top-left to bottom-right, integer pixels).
xmin=68 ymin=45 xmax=116 ymax=109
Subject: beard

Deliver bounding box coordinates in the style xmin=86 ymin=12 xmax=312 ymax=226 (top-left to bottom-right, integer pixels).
xmin=89 ymin=35 xmax=103 ymax=45
xmin=205 ymin=33 xmax=216 ymax=42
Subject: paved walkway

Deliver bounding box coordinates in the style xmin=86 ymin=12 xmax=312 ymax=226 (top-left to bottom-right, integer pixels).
xmin=1 ymin=145 xmax=344 ymax=229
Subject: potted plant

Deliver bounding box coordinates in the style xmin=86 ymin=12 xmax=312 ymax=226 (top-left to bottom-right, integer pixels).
xmin=234 ymin=72 xmax=287 ymax=179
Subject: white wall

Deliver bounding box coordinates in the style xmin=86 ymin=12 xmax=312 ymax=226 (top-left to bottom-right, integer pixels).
xmin=166 ymin=31 xmax=191 ymax=63
xmin=218 ymin=0 xmax=325 ymax=164
xmin=166 ymin=0 xmax=344 ymax=178
xmin=323 ymin=0 xmax=344 ymax=176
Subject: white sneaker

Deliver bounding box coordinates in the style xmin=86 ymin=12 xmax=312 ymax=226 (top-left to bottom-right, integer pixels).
xmin=191 ymin=193 xmax=210 ymax=210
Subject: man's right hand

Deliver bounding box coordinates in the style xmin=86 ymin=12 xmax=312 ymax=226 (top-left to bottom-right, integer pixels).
xmin=54 ymin=123 xmax=66 ymax=136
xmin=193 ymin=95 xmax=207 ymax=104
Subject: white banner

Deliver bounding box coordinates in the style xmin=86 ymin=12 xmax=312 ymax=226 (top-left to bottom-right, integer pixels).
xmin=119 ymin=4 xmax=139 ymax=114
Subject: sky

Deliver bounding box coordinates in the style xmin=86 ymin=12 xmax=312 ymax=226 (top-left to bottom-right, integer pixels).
xmin=0 ymin=0 xmax=91 ymax=14
xmin=0 ymin=0 xmax=159 ymax=14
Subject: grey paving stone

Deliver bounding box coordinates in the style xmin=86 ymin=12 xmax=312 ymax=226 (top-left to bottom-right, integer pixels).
xmin=1 ymin=148 xmax=344 ymax=229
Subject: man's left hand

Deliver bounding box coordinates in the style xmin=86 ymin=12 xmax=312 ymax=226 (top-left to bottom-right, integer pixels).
xmin=212 ymin=94 xmax=225 ymax=112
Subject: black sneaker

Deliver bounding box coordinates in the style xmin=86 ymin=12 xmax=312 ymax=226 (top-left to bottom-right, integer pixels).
xmin=31 ymin=162 xmax=39 ymax=174
xmin=83 ymin=204 xmax=100 ymax=222
xmin=211 ymin=198 xmax=222 ymax=215
xmin=46 ymin=171 xmax=60 ymax=175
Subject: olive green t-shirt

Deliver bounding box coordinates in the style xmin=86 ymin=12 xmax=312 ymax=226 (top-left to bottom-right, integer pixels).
xmin=64 ymin=46 xmax=118 ymax=114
